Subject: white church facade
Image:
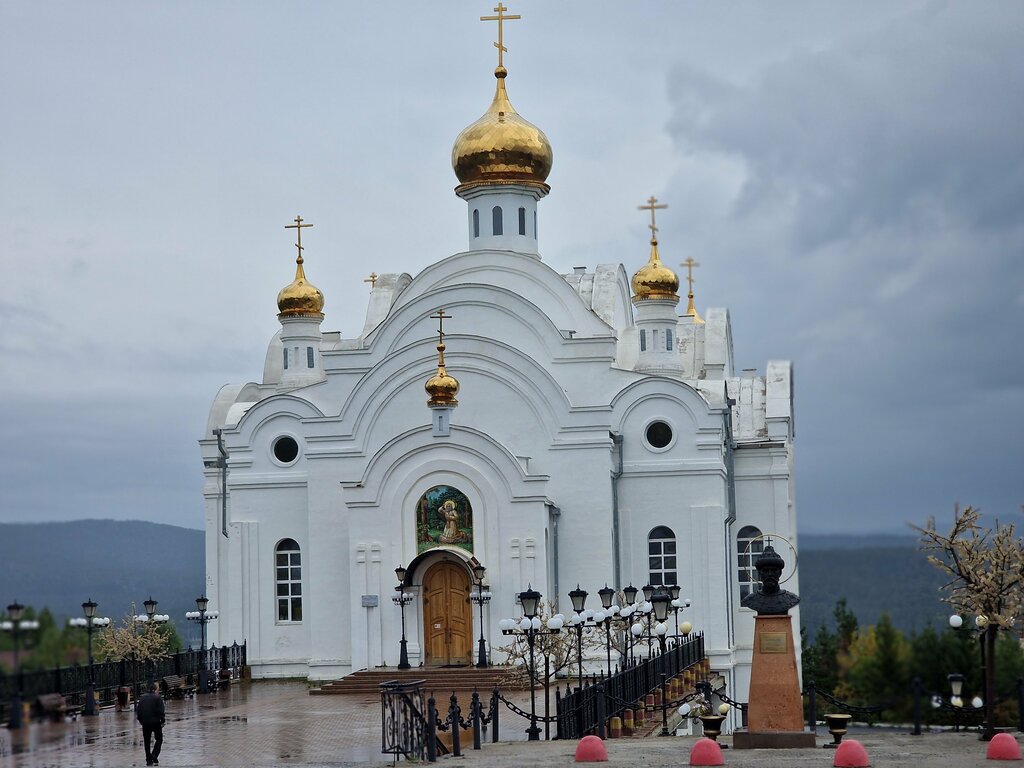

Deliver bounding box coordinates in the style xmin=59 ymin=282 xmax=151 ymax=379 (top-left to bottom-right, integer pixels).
xmin=199 ymin=14 xmax=797 ymax=706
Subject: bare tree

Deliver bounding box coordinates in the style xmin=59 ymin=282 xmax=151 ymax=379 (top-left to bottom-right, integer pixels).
xmin=915 ymin=504 xmax=1024 ymax=741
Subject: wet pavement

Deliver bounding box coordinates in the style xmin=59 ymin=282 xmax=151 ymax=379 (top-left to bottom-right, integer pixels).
xmin=0 ymin=681 xmax=1016 ymax=767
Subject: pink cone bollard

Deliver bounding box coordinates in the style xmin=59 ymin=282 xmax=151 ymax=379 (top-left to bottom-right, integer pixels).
xmin=987 ymin=732 xmax=1023 ymax=761
xmin=689 ymin=737 xmax=724 ymax=766
xmin=575 ymin=734 xmax=608 ymax=762
xmin=833 ymin=738 xmax=869 ymax=768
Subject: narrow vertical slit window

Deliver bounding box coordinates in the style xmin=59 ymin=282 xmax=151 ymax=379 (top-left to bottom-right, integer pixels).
xmin=283 ymin=348 xmax=289 ymax=370
xmin=472 ymin=209 xmax=480 ymax=238
xmin=640 ymin=329 xmax=647 ymax=352
xmin=666 ymin=329 xmax=674 ymax=351
xmin=307 ymin=346 xmax=314 ymax=368
xmin=492 ymin=206 xmax=503 ymax=236
xmin=518 ymin=207 xmax=526 ymax=235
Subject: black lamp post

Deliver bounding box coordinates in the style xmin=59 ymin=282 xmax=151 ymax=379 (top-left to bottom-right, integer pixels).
xmin=568 ymin=585 xmax=588 ymax=688
xmin=598 ymin=585 xmax=615 ymax=676
xmin=519 ymin=585 xmax=543 ymax=741
xmin=139 ymin=597 xmax=168 ymax=688
xmin=186 ymin=596 xmax=218 ymax=693
xmin=651 ymin=589 xmax=672 ymax=652
xmin=470 ymin=564 xmax=490 ymax=668
xmin=642 ymin=584 xmax=655 ymax=656
xmin=82 ymin=599 xmax=99 ymax=716
xmin=3 ymin=601 xmax=38 ymax=730
xmin=393 ymin=565 xmax=412 ymax=670
xmin=668 ymin=584 xmax=682 ymax=637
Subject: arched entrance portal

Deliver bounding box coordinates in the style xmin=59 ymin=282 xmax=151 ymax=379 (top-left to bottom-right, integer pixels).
xmin=422 ymin=561 xmax=473 ymax=666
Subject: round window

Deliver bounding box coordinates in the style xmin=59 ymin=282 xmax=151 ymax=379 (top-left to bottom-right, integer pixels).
xmin=645 ymin=421 xmax=673 ymax=449
xmin=273 ymin=436 xmax=299 ymax=464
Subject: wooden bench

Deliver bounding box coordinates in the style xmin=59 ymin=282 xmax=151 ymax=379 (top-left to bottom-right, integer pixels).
xmin=161 ymin=675 xmax=196 ymax=699
xmin=33 ymin=693 xmax=69 ymax=722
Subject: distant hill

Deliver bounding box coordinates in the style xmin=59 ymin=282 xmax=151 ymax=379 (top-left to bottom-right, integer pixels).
xmin=798 ymin=532 xmax=950 ymax=637
xmin=0 ymin=520 xmax=204 ymax=642
xmin=0 ymin=520 xmax=951 ymax=645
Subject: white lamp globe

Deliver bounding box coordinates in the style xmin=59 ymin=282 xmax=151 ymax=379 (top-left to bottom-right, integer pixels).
xmin=972 ymin=696 xmax=984 ymax=709
xmin=593 ymin=610 xmax=606 ymax=623
xmin=951 ymin=696 xmax=963 ymax=708
xmin=949 ymin=615 xmax=963 ymax=629
xmin=531 ymin=617 xmax=542 ymax=630
xmin=718 ymin=703 xmax=731 ymax=715
xmin=975 ymin=615 xmax=989 ymax=629
xmin=678 ymin=703 xmax=692 ymax=716
xmin=519 ymin=617 xmax=532 ymax=631
xmin=547 ymin=616 xmax=564 ymax=630
xmin=631 ymin=623 xmax=643 ymax=637
xmin=655 ymin=622 xmax=667 ymax=636
xmin=680 ymin=621 xmax=693 ymax=635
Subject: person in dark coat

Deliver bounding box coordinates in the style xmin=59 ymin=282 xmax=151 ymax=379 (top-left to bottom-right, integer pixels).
xmin=136 ymin=682 xmax=166 ymax=766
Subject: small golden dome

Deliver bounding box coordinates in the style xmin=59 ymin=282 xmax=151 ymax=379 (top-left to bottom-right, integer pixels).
xmin=277 ymin=254 xmax=324 ymax=319
xmin=631 ymin=240 xmax=680 ymax=301
xmin=452 ymin=67 xmax=552 ymax=193
xmin=426 ymin=343 xmax=460 ymax=407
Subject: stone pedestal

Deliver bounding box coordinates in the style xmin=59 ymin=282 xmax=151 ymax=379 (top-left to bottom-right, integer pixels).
xmin=733 ymin=614 xmax=816 ymax=749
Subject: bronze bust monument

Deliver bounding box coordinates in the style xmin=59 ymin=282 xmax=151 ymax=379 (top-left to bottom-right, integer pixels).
xmin=741 ymin=542 xmax=799 ymax=616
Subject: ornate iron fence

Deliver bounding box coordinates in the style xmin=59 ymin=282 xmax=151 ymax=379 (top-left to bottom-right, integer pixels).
xmin=0 ymin=642 xmax=246 ymax=724
xmin=380 ymin=679 xmax=430 ymax=761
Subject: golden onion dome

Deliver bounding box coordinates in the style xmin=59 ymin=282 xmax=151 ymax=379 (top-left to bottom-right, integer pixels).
xmin=631 ymin=239 xmax=680 ymax=302
xmin=425 ymin=343 xmax=460 ymax=407
xmin=452 ymin=67 xmax=552 ymax=193
xmin=277 ymin=254 xmax=324 ymax=319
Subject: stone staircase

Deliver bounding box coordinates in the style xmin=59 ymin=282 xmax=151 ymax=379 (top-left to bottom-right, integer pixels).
xmin=309 ymin=666 xmax=519 ymax=696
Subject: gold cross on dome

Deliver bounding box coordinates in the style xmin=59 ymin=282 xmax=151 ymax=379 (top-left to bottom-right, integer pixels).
xmin=284 ymin=215 xmax=314 ymax=262
xmin=364 ymin=272 xmax=378 ymax=289
xmin=638 ymin=196 xmax=668 ymax=242
xmin=430 ymin=308 xmax=452 ymax=345
xmin=682 ymin=257 xmax=701 ymax=294
xmin=480 ymin=3 xmax=521 ymax=69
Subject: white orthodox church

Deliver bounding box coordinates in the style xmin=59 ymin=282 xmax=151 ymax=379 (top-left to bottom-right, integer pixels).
xmin=199 ymin=15 xmax=797 ymax=706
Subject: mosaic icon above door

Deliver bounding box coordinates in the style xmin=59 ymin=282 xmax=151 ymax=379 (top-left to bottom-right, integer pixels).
xmin=416 ymin=485 xmax=474 ymax=554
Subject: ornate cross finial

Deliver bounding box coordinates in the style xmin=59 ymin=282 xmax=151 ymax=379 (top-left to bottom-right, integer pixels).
xmin=682 ymin=257 xmax=700 ymax=294
xmin=637 ymin=196 xmax=668 ymax=243
xmin=364 ymin=272 xmax=378 ymax=290
xmin=480 ymin=3 xmax=521 ymax=69
xmin=430 ymin=308 xmax=452 ymax=346
xmin=285 ymin=215 xmax=314 ymax=263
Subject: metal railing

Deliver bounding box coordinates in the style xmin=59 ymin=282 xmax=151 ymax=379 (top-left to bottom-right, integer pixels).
xmin=555 ymin=632 xmax=705 ymax=739
xmin=380 ymin=679 xmax=429 ymax=761
xmin=0 ymin=642 xmax=247 ymax=724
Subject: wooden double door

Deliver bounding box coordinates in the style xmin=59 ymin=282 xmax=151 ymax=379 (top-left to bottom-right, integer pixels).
xmin=422 ymin=561 xmax=473 ymax=666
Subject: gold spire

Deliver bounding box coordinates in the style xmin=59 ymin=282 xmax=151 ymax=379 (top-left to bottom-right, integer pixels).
xmin=681 ymin=257 xmax=704 ymax=323
xmin=630 ymin=196 xmax=679 ymax=302
xmin=277 ymin=215 xmax=325 ymax=319
xmin=452 ymin=4 xmax=552 ymax=193
xmin=364 ymin=272 xmax=378 ymax=290
xmin=480 ymin=3 xmax=521 ymax=70
xmin=425 ymin=308 xmax=460 ymax=408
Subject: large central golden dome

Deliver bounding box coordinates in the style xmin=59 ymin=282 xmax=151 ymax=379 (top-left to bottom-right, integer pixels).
xmin=452 ymin=67 xmax=552 ymax=193
xmin=277 ymin=254 xmax=324 ymax=319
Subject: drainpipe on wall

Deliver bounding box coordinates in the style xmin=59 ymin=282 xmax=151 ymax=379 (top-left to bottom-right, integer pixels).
xmin=213 ymin=428 xmax=229 ymax=538
xmin=547 ymin=503 xmax=560 ymax=610
xmin=722 ymin=401 xmax=737 ymax=646
xmin=610 ymin=432 xmax=624 ymax=588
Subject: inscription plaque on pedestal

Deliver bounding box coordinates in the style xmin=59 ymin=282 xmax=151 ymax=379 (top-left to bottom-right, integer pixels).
xmin=759 ymin=632 xmax=787 ymax=654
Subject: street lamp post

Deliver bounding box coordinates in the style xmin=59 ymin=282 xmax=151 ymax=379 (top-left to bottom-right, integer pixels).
xmin=668 ymin=584 xmax=682 ymax=637
xmin=520 ymin=586 xmax=542 ymax=741
xmin=393 ymin=565 xmax=413 ymax=670
xmin=642 ymin=584 xmax=656 ymax=657
xmin=568 ymin=585 xmax=588 ymax=688
xmin=136 ymin=597 xmax=169 ymax=688
xmin=470 ymin=564 xmax=491 ymax=668
xmin=651 ymin=589 xmax=672 ymax=653
xmin=949 ymin=613 xmax=996 ymax=740
xmin=69 ymin=599 xmax=110 ymax=717
xmin=3 ymin=601 xmax=39 ymax=730
xmin=186 ymin=596 xmax=218 ymax=693
xmin=597 ymin=585 xmax=616 ymax=676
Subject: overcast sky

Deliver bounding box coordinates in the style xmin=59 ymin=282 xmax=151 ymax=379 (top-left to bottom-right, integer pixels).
xmin=1 ymin=2 xmax=1021 ymax=536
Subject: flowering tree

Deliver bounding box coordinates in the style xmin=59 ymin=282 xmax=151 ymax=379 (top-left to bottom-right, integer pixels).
xmin=915 ymin=504 xmax=1024 ymax=740
xmin=497 ymin=601 xmax=604 ymax=688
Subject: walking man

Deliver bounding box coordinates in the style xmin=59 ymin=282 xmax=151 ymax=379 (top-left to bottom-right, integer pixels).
xmin=136 ymin=682 xmax=166 ymax=766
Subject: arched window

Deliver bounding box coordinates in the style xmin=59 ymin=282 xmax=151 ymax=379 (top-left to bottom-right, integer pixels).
xmin=737 ymin=526 xmax=763 ymax=600
xmin=518 ymin=207 xmax=526 ymax=235
xmin=492 ymin=206 xmax=503 ymax=236
xmin=648 ymin=526 xmax=677 ymax=587
xmin=276 ymin=538 xmax=302 ymax=622
xmin=472 ymin=209 xmax=480 ymax=238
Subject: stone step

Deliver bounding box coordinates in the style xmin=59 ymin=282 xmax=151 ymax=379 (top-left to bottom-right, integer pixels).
xmin=310 ymin=666 xmax=516 ymax=695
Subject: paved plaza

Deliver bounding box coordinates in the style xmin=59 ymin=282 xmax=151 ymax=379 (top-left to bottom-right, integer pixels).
xmin=0 ymin=680 xmax=1018 ymax=767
